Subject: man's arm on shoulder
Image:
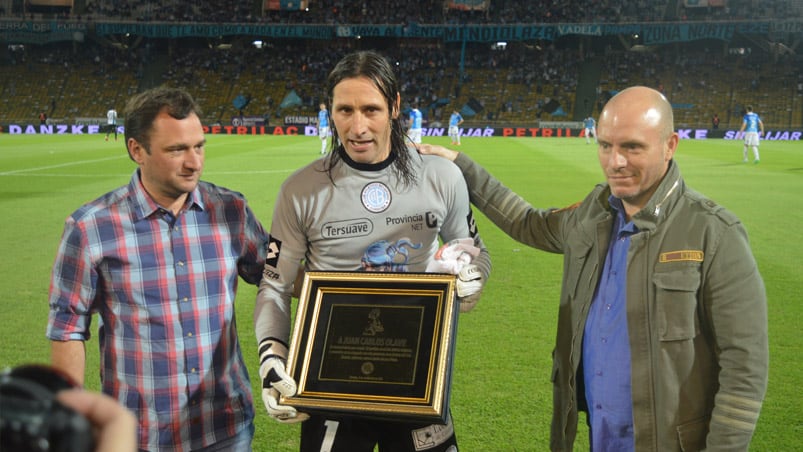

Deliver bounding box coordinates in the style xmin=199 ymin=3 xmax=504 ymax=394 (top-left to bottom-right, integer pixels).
xmin=418 ymin=144 xmax=458 ymax=161
xmin=420 ymin=144 xmax=566 ymax=253
xmin=51 ymin=340 xmax=86 ymax=386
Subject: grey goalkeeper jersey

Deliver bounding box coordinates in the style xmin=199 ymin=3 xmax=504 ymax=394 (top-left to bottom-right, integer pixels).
xmin=254 ymin=149 xmax=491 ymax=344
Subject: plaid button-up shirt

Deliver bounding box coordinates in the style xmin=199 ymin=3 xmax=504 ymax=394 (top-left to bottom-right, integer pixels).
xmin=47 ymin=170 xmax=267 ymax=451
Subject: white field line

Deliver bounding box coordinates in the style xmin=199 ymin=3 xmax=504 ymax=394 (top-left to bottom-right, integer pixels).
xmin=0 ymin=156 xmax=123 ymax=176
xmin=0 ymin=155 xmax=296 ymax=177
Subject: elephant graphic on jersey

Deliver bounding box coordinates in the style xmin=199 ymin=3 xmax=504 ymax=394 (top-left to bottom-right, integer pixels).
xmin=360 ymin=238 xmax=422 ymax=272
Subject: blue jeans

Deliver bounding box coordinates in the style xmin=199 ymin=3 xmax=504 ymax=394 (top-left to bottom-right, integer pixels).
xmin=140 ymin=423 xmax=255 ymax=452
xmin=202 ymin=423 xmax=255 ymax=452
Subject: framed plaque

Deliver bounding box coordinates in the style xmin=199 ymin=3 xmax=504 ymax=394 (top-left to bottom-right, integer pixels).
xmin=281 ymin=271 xmax=458 ymax=424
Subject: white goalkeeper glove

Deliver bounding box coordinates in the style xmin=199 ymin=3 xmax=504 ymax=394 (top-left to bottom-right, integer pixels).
xmin=426 ymin=238 xmax=479 ymax=274
xmin=258 ymin=338 xmax=309 ymax=423
xmin=456 ymin=264 xmax=483 ymax=312
xmin=426 ymin=238 xmax=485 ymax=312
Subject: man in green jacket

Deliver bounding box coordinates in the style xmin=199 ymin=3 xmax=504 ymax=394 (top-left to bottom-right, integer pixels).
xmin=421 ymin=86 xmax=768 ymax=451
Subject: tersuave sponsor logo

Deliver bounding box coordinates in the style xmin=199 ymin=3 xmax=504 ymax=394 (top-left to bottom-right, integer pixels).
xmin=322 ymin=219 xmax=373 ymax=239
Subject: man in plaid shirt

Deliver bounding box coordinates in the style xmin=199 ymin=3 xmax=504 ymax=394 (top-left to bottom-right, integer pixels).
xmin=47 ymin=87 xmax=268 ymax=451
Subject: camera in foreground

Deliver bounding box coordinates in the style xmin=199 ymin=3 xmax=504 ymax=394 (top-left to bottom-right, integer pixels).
xmin=0 ymin=364 xmax=94 ymax=452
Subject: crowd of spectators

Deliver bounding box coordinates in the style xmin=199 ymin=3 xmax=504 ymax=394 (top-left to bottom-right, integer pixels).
xmin=1 ymin=1 xmax=800 ymax=128
xmin=6 ymin=30 xmax=798 ymax=129
xmin=82 ymin=0 xmax=257 ymax=23
xmin=3 ymin=0 xmax=800 ymax=23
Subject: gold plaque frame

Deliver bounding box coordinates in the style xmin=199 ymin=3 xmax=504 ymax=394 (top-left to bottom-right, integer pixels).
xmin=281 ymin=271 xmax=458 ymax=423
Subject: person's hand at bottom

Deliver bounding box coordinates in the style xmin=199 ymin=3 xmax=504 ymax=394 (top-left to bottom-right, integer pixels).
xmin=57 ymin=389 xmax=137 ymax=452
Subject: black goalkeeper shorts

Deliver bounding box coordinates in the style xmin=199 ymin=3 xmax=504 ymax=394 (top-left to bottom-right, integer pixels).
xmin=299 ymin=412 xmax=458 ymax=452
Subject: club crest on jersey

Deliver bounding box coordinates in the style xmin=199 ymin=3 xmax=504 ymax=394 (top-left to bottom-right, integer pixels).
xmin=361 ymin=182 xmax=391 ymax=213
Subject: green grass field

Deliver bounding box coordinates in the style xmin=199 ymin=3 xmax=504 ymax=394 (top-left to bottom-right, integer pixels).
xmin=0 ymin=133 xmax=800 ymax=450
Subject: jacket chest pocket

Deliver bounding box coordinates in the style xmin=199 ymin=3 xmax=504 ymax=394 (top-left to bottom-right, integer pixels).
xmin=653 ymin=268 xmax=702 ymax=341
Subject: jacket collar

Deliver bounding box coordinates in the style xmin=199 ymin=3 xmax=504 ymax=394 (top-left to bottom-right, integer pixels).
xmin=595 ymin=160 xmax=684 ymax=232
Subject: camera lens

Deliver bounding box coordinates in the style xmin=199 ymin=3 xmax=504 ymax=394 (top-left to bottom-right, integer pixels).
xmin=1 ymin=365 xmax=94 ymax=452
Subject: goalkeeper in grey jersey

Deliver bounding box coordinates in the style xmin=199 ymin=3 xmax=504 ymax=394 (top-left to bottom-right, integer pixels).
xmin=254 ymin=50 xmax=491 ymax=452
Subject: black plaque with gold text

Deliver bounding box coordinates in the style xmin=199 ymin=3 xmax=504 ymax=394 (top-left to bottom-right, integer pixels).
xmin=281 ymin=272 xmax=458 ymax=423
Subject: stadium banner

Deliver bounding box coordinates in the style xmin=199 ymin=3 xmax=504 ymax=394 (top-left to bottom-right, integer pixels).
xmin=283 ymin=116 xmax=317 ymax=126
xmin=558 ymin=24 xmax=603 ymax=36
xmin=0 ymin=20 xmax=87 ymax=44
xmin=264 ymin=0 xmax=309 ymax=11
xmin=282 ymin=271 xmax=458 ymax=423
xmin=684 ymin=0 xmax=726 ymax=7
xmin=28 ymin=0 xmax=73 ymax=5
xmin=446 ymin=0 xmax=489 ymax=11
xmin=2 ymin=19 xmax=798 ymax=45
xmin=638 ymin=23 xmax=741 ymax=44
xmin=91 ymin=23 xmax=332 ymax=39
xmin=335 ymin=25 xmax=407 ymax=38
xmin=231 ymin=116 xmax=265 ymax=127
xmin=74 ymin=117 xmax=107 ymax=126
xmin=3 ymin=123 xmax=802 ymax=140
xmin=542 ymin=121 xmax=584 ymax=129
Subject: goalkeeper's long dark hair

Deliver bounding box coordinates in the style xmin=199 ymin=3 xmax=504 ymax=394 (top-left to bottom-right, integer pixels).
xmin=323 ymin=50 xmax=418 ymax=188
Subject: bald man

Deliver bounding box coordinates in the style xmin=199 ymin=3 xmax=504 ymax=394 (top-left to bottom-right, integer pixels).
xmin=420 ymin=86 xmax=768 ymax=451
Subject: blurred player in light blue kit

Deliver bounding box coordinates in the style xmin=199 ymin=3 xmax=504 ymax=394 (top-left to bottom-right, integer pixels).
xmin=448 ymin=110 xmax=464 ymax=145
xmin=318 ymin=102 xmax=330 ymax=154
xmin=408 ymin=103 xmax=423 ymax=145
xmin=739 ymin=105 xmax=763 ymax=163
xmin=583 ymin=116 xmax=597 ymax=144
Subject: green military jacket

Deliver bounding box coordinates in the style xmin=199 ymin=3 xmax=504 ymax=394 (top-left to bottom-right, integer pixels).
xmin=454 ymin=154 xmax=768 ymax=451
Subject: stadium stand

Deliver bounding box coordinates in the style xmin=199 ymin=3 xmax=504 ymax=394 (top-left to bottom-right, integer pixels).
xmin=1 ymin=1 xmax=801 ymax=130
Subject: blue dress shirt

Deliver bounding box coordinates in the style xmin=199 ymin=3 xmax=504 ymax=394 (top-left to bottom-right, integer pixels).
xmin=582 ymin=196 xmax=637 ymax=451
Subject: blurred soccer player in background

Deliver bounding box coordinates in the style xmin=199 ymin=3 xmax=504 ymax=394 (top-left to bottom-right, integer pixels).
xmin=739 ymin=105 xmax=764 ymax=163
